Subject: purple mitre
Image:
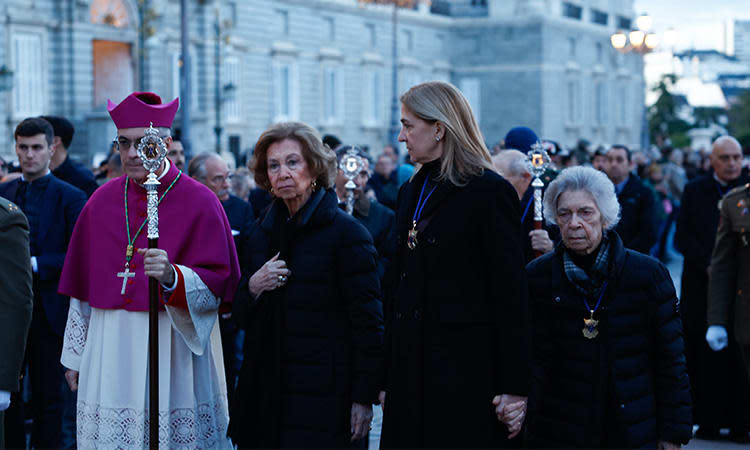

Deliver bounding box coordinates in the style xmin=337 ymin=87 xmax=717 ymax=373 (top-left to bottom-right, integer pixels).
xmin=107 ymin=92 xmax=179 ymax=129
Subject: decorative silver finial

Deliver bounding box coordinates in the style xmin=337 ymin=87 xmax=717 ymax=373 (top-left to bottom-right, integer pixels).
xmin=339 ymin=147 xmax=365 ymax=215
xmin=526 ymin=141 xmax=551 ymax=181
xmin=136 ymin=122 xmax=168 ymax=239
xmin=136 ymin=122 xmax=168 ymax=174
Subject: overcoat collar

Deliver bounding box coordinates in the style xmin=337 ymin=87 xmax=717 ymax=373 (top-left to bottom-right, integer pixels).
xmin=399 ymin=159 xmax=458 ymax=233
xmin=260 ymin=187 xmax=337 ymax=232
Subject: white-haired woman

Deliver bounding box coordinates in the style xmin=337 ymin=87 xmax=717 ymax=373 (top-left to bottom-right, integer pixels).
xmin=525 ymin=166 xmax=692 ymax=449
xmin=380 ymin=81 xmax=529 ymax=448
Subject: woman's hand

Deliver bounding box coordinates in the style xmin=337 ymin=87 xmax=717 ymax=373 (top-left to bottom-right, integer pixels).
xmin=350 ymin=402 xmax=373 ymax=442
xmin=492 ymin=394 xmax=527 ymax=439
xmin=248 ymin=252 xmax=291 ymax=298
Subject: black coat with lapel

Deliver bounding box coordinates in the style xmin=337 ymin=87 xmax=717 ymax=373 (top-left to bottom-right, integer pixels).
xmin=0 ymin=176 xmax=86 ymax=336
xmin=674 ymin=173 xmax=750 ymax=430
xmin=380 ymin=161 xmax=530 ymax=448
xmin=675 ymin=174 xmax=748 ymax=332
xmin=614 ymin=175 xmax=658 ymax=254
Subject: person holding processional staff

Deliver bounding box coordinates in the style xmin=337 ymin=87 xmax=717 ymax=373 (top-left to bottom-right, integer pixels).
xmin=58 ymin=92 xmax=240 ymax=448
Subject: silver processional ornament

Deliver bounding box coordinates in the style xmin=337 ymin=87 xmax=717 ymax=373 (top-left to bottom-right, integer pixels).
xmin=136 ymin=122 xmax=169 ymax=239
xmin=339 ymin=147 xmax=365 ymax=215
xmin=526 ymin=141 xmax=552 ymax=223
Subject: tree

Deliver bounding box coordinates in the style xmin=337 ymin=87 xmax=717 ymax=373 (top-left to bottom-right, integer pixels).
xmin=647 ymin=74 xmax=691 ymax=148
xmin=728 ymin=89 xmax=750 ymax=149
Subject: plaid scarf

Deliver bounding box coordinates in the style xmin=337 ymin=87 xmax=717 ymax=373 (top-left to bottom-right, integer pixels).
xmin=563 ymin=234 xmax=612 ymax=299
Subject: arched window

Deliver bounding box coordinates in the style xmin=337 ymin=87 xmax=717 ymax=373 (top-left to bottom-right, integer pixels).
xmin=91 ymin=0 xmax=132 ymax=28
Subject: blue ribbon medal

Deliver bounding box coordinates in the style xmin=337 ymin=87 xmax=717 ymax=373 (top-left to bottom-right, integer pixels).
xmin=407 ymin=177 xmax=438 ymax=250
xmin=582 ymin=281 xmax=608 ymax=339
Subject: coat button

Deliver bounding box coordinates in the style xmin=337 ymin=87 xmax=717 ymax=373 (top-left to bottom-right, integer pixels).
xmin=401 ymin=272 xmax=407 ymax=280
xmin=554 ymin=296 xmax=561 ymax=303
xmin=620 ymin=404 xmax=625 ymax=409
xmin=396 ymin=312 xmax=403 ymax=319
xmin=413 ymin=309 xmax=421 ymax=320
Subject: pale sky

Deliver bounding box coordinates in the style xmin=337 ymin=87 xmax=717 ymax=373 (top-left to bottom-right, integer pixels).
xmin=633 ymin=0 xmax=750 ymax=54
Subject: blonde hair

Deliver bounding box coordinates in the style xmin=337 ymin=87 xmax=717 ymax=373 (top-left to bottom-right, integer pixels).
xmin=250 ymin=122 xmax=337 ymax=191
xmin=400 ymin=81 xmax=494 ymax=186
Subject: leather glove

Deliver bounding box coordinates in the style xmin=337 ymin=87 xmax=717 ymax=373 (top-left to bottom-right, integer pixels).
xmin=706 ymin=325 xmax=728 ymax=352
xmin=0 ymin=390 xmax=10 ymax=411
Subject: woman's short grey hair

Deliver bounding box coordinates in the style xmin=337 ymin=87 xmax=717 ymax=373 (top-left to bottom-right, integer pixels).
xmin=542 ymin=166 xmax=621 ymax=230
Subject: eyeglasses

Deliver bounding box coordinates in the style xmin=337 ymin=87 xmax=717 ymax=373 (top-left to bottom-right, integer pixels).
xmin=112 ymin=136 xmax=145 ymax=151
xmin=113 ymin=134 xmax=167 ymax=151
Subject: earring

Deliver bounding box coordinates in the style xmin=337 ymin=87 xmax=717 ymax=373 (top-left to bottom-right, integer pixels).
xmin=270 ymin=187 xmax=275 ymax=196
xmin=311 ymin=179 xmax=317 ymax=190
xmin=435 ymin=136 xmax=441 ymax=142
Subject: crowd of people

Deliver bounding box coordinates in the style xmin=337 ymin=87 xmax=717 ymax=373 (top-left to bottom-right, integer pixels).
xmin=0 ymin=80 xmax=749 ymax=449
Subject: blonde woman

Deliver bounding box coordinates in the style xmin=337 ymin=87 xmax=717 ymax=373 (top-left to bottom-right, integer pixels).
xmin=380 ymin=81 xmax=530 ymax=448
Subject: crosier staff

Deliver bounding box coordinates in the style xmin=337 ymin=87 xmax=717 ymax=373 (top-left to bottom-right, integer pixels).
xmin=136 ymin=123 xmax=168 ymax=448
xmin=526 ymin=142 xmax=551 ymax=258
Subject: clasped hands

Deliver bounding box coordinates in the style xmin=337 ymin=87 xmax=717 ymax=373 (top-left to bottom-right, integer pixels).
xmin=493 ymin=394 xmax=527 ymax=439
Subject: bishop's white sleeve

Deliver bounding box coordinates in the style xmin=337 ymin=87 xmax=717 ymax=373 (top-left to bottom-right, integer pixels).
xmin=164 ymin=264 xmax=221 ymax=356
xmin=61 ymin=298 xmax=92 ymax=371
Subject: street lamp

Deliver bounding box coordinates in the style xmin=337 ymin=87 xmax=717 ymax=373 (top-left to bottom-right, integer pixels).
xmin=358 ymin=0 xmax=420 ymax=150
xmin=0 ymin=65 xmax=13 ymax=92
xmin=610 ymin=13 xmax=658 ymax=54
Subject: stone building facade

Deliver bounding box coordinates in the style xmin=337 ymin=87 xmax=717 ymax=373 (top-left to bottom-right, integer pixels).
xmin=0 ymin=0 xmax=644 ymax=166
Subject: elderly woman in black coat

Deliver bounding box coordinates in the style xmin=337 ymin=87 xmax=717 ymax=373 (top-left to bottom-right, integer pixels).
xmin=229 ymin=122 xmax=384 ymax=448
xmin=380 ymin=81 xmax=529 ymax=448
xmin=525 ymin=166 xmax=692 ymax=449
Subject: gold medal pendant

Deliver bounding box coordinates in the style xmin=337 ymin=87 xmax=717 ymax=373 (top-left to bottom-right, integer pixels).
xmin=407 ymin=221 xmax=418 ymax=250
xmin=582 ymin=311 xmax=599 ymax=339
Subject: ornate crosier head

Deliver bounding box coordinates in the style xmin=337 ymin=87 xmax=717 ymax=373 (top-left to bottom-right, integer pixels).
xmin=340 ymin=147 xmax=365 ymax=190
xmin=526 ymin=141 xmax=551 ymax=180
xmin=136 ymin=122 xmax=168 ymax=175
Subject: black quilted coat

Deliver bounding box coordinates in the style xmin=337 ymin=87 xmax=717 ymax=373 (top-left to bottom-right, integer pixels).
xmin=229 ymin=188 xmax=384 ymax=448
xmin=525 ymin=232 xmax=692 ymax=448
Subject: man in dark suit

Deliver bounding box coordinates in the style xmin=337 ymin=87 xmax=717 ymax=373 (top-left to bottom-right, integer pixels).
xmin=0 ymin=117 xmax=86 ymax=449
xmin=677 ymin=136 xmax=750 ymax=441
xmin=43 ymin=115 xmax=98 ymax=198
xmin=606 ymin=145 xmax=658 ymax=254
xmin=335 ymin=146 xmax=395 ymax=283
xmin=0 ymin=197 xmax=33 ymax=447
xmin=188 ymin=151 xmax=254 ymax=400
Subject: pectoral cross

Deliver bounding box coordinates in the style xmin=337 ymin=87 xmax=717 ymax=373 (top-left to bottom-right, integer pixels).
xmin=117 ymin=265 xmax=135 ymax=295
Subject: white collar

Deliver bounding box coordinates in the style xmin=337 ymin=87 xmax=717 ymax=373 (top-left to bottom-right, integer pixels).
xmin=20 ymin=169 xmax=51 ymax=182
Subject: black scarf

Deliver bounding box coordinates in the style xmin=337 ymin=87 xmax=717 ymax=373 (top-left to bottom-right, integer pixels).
xmin=563 ymin=233 xmax=612 ymax=298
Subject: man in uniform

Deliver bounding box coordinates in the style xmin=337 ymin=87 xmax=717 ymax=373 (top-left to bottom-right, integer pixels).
xmin=678 ymin=136 xmax=749 ymax=441
xmin=0 ymin=197 xmax=33 ymax=447
xmin=707 ymin=144 xmax=750 ymax=444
